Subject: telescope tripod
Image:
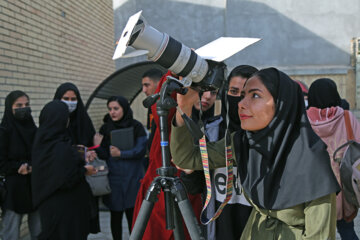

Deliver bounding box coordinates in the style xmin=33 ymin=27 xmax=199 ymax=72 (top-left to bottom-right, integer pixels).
xmin=130 ymin=77 xmax=204 ymax=240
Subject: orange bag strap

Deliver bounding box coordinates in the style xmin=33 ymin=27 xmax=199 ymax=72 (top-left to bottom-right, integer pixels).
xmin=344 ymin=110 xmax=355 ymax=140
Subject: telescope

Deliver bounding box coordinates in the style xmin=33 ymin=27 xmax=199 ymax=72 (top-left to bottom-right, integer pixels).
xmin=113 ymin=11 xmax=260 ymax=91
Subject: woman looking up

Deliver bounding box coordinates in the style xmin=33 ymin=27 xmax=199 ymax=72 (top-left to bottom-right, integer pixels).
xmin=171 ymin=68 xmax=340 ymax=239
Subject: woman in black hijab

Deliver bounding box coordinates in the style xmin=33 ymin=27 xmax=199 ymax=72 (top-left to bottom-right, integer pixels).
xmin=216 ymin=65 xmax=258 ymax=240
xmin=95 ymin=96 xmax=147 ymax=240
xmin=53 ymin=82 xmax=95 ymax=147
xmin=307 ymin=78 xmax=360 ymax=239
xmin=53 ymin=82 xmax=100 ymax=233
xmin=31 ymin=100 xmax=96 ymax=240
xmin=171 ymin=68 xmax=340 ymax=239
xmin=219 ymin=64 xmax=259 ymax=134
xmin=184 ymin=65 xmax=259 ymax=240
xmin=0 ymin=91 xmax=41 ymax=239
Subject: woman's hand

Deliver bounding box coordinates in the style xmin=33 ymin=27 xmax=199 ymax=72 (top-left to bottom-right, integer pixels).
xmin=85 ymin=150 xmax=97 ymax=163
xmin=172 ymin=159 xmax=194 ymax=174
xmin=84 ymin=165 xmax=97 ymax=176
xmin=110 ymin=146 xmax=121 ymax=157
xmin=93 ymin=133 xmax=103 ymax=146
xmin=175 ymin=87 xmax=199 ymax=127
xmin=18 ymin=163 xmax=31 ymax=175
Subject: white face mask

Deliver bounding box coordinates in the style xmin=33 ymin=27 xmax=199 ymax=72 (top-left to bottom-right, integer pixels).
xmin=62 ymin=100 xmax=78 ymax=113
xmin=304 ymin=99 xmax=308 ymax=108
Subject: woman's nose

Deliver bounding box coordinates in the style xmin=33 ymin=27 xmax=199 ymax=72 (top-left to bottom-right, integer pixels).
xmin=238 ymin=100 xmax=243 ymax=109
xmin=238 ymin=98 xmax=246 ymax=109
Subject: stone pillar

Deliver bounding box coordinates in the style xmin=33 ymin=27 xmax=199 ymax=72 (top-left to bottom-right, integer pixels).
xmin=353 ymin=38 xmax=360 ymax=110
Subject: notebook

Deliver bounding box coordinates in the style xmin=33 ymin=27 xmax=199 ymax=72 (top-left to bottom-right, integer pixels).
xmin=110 ymin=127 xmax=134 ymax=150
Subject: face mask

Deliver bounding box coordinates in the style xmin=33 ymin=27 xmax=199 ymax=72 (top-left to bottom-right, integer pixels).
xmin=227 ymin=95 xmax=242 ymax=125
xmin=62 ymin=100 xmax=78 ymax=113
xmin=14 ymin=107 xmax=32 ymax=121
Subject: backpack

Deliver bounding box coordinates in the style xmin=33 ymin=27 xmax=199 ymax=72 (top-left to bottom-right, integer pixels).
xmin=333 ymin=110 xmax=360 ymax=208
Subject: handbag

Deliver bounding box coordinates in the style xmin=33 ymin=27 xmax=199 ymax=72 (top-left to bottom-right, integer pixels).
xmin=85 ymin=158 xmax=111 ymax=196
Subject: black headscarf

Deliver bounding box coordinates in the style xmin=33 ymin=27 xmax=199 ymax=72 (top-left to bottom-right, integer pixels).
xmin=220 ymin=65 xmax=258 ymax=135
xmin=31 ymin=100 xmax=84 ymax=207
xmin=341 ymin=99 xmax=350 ymax=110
xmin=234 ymin=68 xmax=339 ymax=210
xmin=308 ymin=78 xmax=342 ymax=109
xmin=102 ymin=96 xmax=146 ymax=141
xmin=1 ymin=91 xmax=37 ymax=156
xmin=53 ymin=82 xmax=95 ymax=146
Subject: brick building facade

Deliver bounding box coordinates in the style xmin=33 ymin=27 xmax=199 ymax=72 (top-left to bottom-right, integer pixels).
xmin=0 ymin=0 xmax=115 ymax=129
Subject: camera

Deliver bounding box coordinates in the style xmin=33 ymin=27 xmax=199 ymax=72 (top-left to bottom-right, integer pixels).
xmin=113 ymin=11 xmax=226 ymax=91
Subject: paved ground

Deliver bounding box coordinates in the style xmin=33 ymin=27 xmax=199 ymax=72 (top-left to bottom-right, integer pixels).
xmin=89 ymin=211 xmax=360 ymax=240
xmin=17 ymin=209 xmax=360 ymax=240
xmin=88 ymin=211 xmax=129 ymax=240
xmin=18 ymin=210 xmax=129 ymax=240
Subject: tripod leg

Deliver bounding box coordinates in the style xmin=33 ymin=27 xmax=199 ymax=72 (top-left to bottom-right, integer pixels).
xmin=172 ymin=179 xmax=204 ymax=240
xmin=130 ymin=200 xmax=155 ymax=240
xmin=173 ymin=203 xmax=185 ymax=240
xmin=130 ymin=179 xmax=161 ymax=240
xmin=164 ymin=191 xmax=175 ymax=229
xmin=178 ymin=199 xmax=204 ymax=240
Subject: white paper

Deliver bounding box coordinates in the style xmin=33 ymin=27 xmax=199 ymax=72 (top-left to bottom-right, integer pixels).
xmin=113 ymin=11 xmax=143 ymax=60
xmin=195 ymin=37 xmax=261 ymax=62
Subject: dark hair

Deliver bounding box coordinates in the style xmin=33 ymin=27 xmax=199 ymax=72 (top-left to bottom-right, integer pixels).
xmin=107 ymin=96 xmax=119 ymax=105
xmin=107 ymin=96 xmax=129 ymax=111
xmin=106 ymin=96 xmax=132 ymax=122
xmin=251 ymin=68 xmax=279 ymax=101
xmin=5 ymin=90 xmax=29 ymax=109
xmin=227 ymin=65 xmax=258 ymax=84
xmin=142 ymin=69 xmax=163 ymax=82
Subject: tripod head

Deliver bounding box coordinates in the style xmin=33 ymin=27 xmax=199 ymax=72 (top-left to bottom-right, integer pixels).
xmin=143 ymin=76 xmax=188 ymax=110
xmin=142 ymin=76 xmax=188 ymax=176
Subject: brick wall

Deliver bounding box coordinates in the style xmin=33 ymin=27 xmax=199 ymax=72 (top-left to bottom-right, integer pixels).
xmin=0 ymin=0 xmax=115 ymax=128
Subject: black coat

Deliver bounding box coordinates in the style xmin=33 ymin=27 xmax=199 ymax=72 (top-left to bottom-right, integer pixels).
xmin=32 ymin=100 xmax=91 ymax=240
xmin=53 ymin=82 xmax=99 ymax=233
xmin=0 ymin=127 xmax=33 ymax=213
xmin=0 ymin=91 xmax=37 ymax=213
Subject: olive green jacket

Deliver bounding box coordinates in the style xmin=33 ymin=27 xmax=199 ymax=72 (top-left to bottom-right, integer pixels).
xmin=170 ymin=125 xmax=337 ymax=240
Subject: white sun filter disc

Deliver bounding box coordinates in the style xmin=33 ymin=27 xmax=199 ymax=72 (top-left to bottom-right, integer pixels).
xmin=113 ymin=11 xmax=144 ymax=60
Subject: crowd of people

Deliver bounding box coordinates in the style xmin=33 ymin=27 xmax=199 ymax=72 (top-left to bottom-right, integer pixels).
xmin=0 ymin=65 xmax=359 ymax=240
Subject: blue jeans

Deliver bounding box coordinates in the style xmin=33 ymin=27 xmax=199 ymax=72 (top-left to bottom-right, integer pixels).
xmin=337 ymin=219 xmax=359 ymax=240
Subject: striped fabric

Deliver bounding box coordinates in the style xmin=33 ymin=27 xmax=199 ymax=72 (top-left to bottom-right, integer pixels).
xmin=199 ymin=135 xmax=234 ymax=225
